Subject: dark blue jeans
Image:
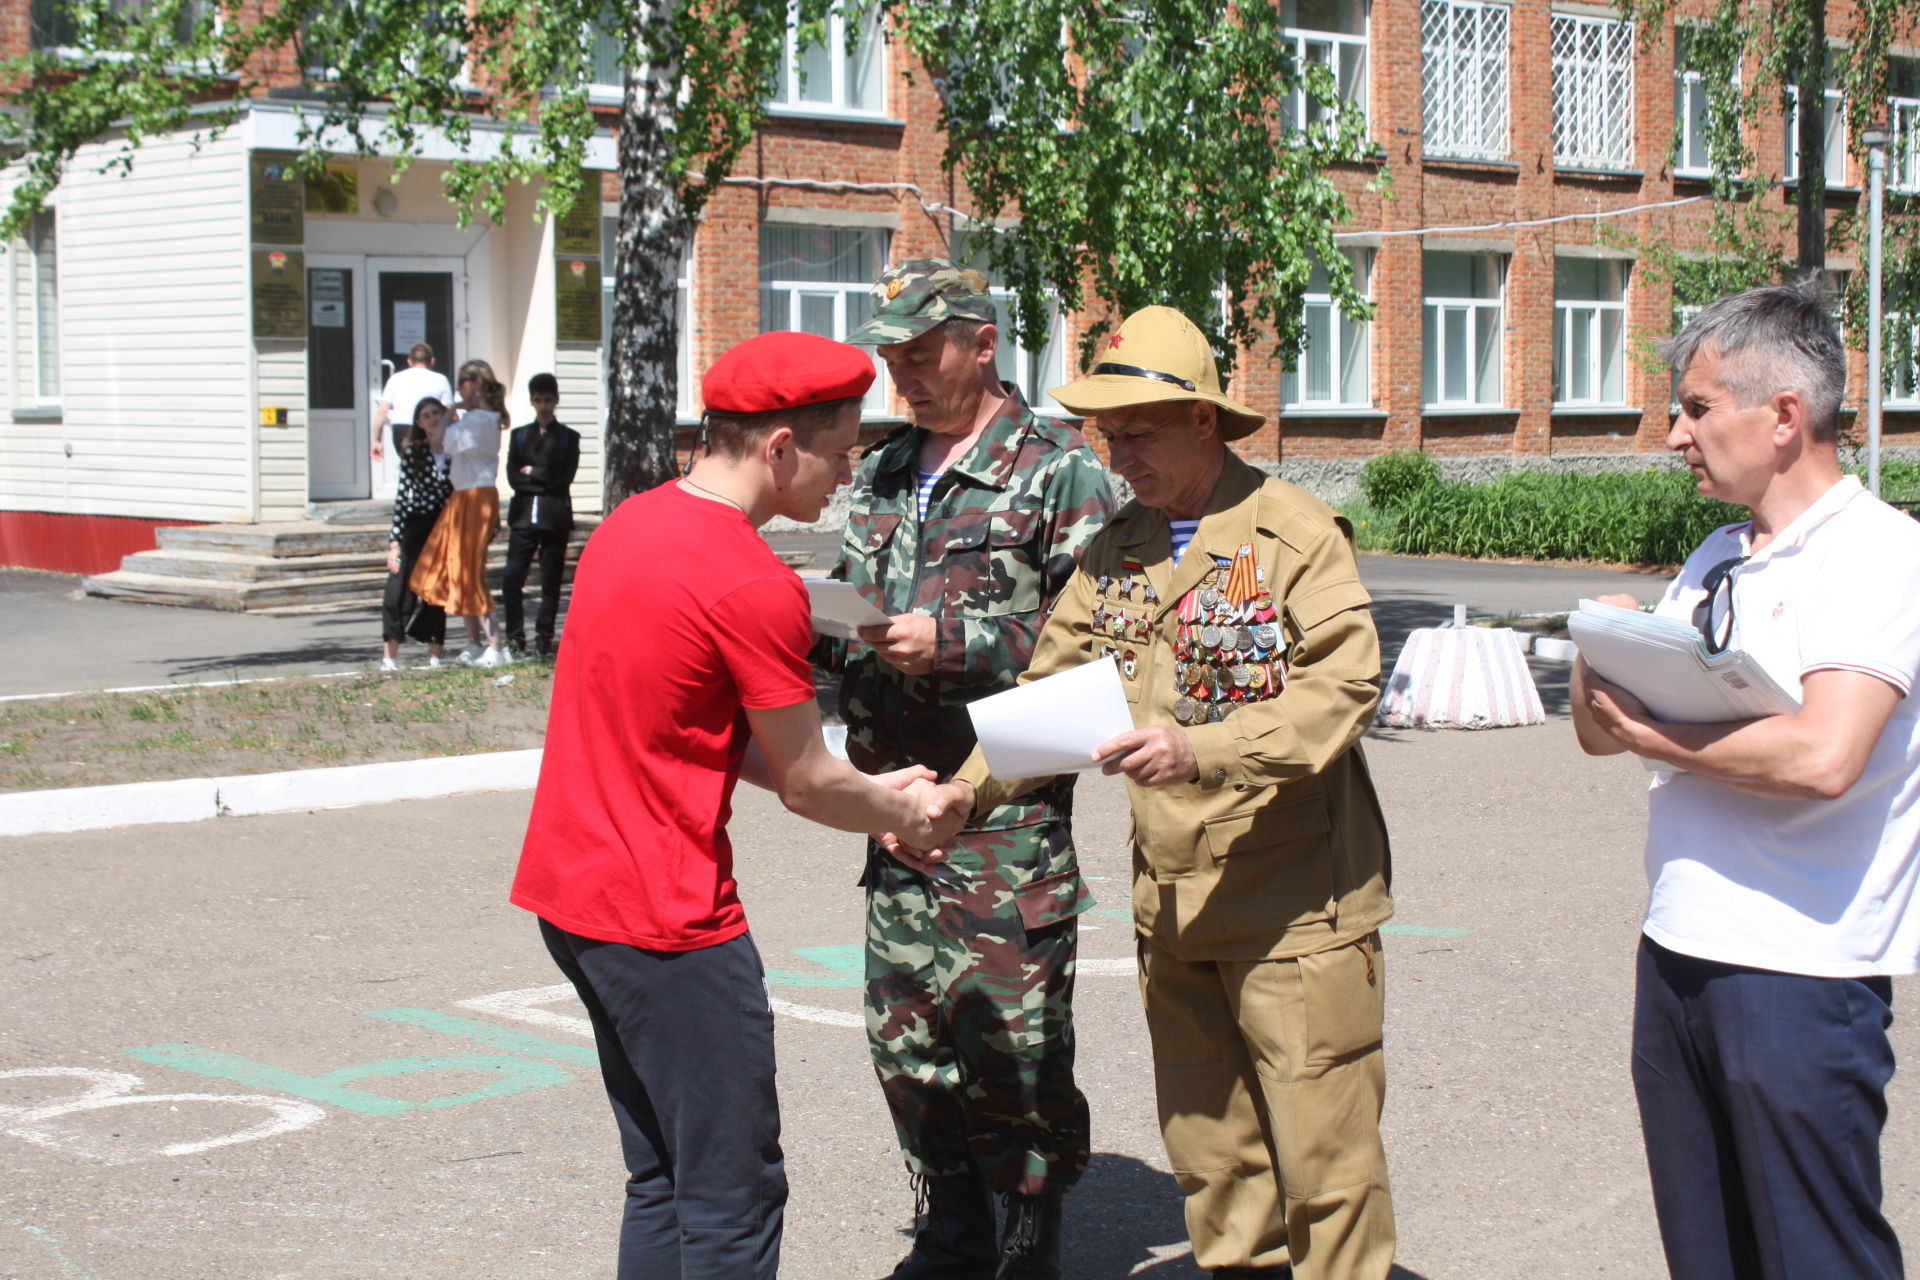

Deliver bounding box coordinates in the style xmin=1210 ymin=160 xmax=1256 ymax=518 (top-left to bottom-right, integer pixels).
xmin=1632 ymin=934 xmax=1901 ymax=1280
xmin=540 ymin=919 xmax=786 ymax=1280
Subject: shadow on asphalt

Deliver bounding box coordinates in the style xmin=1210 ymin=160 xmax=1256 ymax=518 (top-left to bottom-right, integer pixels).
xmin=1066 ymin=1151 xmax=1433 ymax=1278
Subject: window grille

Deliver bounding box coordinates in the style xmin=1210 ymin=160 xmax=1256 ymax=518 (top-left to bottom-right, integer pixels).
xmin=1551 ymin=13 xmax=1634 ymax=169
xmin=1421 ymin=0 xmax=1509 ymax=161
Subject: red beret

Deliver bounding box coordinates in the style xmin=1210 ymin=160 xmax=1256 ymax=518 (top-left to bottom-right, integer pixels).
xmin=701 ymin=331 xmax=877 ymax=414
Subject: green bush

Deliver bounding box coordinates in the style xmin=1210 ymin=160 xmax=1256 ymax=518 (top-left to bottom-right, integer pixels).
xmin=1388 ymin=468 xmax=1743 ymax=565
xmin=1359 ymin=450 xmax=1441 ymax=512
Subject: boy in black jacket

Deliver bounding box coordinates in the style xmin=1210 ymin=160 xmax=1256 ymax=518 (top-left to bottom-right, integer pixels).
xmin=503 ymin=372 xmax=581 ymax=659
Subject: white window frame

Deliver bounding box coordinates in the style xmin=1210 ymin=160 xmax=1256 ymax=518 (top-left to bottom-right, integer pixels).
xmin=1421 ymin=0 xmax=1510 ymax=162
xmin=1553 ymin=258 xmax=1630 ymax=408
xmin=1886 ymin=313 xmax=1920 ymax=408
xmin=1283 ymin=250 xmax=1373 ymax=410
xmin=758 ymin=223 xmax=891 ymax=415
xmin=1890 ymin=59 xmax=1920 ymax=194
xmin=601 ymin=216 xmax=693 ymax=416
xmin=1550 ymin=12 xmax=1635 ymax=170
xmin=1422 ymin=251 xmax=1504 ymax=410
xmin=768 ymin=5 xmax=886 ymax=119
xmin=988 ymin=292 xmax=1067 ymax=415
xmin=585 ymin=19 xmax=624 ymax=104
xmin=1673 ymin=27 xmax=1741 ymax=180
xmin=1785 ymin=80 xmax=1848 ymax=187
xmin=27 ymin=210 xmax=60 ymax=406
xmin=1281 ymin=1 xmax=1369 ymax=134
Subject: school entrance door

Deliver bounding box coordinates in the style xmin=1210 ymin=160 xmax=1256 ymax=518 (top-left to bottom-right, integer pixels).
xmin=305 ymin=257 xmax=465 ymax=502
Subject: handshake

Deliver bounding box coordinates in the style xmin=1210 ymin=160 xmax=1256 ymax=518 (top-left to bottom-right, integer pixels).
xmin=870 ymin=767 xmax=974 ymax=872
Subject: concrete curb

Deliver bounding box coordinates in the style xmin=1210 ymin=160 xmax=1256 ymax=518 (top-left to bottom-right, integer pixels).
xmin=0 ymin=749 xmax=543 ymax=837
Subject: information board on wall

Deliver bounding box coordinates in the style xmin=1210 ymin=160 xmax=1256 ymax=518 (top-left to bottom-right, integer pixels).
xmin=554 ymin=254 xmax=602 ymax=343
xmin=249 ymin=153 xmax=305 ymax=245
xmin=252 ymin=250 xmax=308 ymax=340
xmin=553 ymin=172 xmax=601 ymax=256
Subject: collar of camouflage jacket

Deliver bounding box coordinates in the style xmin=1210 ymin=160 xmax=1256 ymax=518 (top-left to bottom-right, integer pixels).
xmin=871 ymin=382 xmax=1035 ymax=492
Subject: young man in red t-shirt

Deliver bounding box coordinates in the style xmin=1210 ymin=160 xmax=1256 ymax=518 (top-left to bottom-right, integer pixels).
xmin=513 ymin=331 xmax=962 ymax=1280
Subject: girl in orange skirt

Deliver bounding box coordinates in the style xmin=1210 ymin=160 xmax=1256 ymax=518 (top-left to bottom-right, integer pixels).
xmin=410 ymin=359 xmax=509 ymax=666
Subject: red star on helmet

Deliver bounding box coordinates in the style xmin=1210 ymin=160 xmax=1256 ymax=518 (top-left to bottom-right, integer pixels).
xmin=1107 ymin=332 xmax=1124 ymax=349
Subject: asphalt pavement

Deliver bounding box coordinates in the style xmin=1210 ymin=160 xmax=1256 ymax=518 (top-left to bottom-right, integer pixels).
xmin=5 ymin=721 xmax=1918 ymax=1279
xmin=0 ymin=540 xmax=1663 ymax=699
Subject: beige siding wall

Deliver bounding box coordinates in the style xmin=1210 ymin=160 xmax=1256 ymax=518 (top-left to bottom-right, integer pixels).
xmin=0 ymin=131 xmax=253 ymax=522
xmin=555 ymin=345 xmax=604 ymax=515
xmin=255 ymin=340 xmax=307 ymax=522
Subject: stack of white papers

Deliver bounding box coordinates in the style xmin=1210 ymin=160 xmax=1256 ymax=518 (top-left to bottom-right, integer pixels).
xmin=1566 ymin=599 xmax=1799 ymax=724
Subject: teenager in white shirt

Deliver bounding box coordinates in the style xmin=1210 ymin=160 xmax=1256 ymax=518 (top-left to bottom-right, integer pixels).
xmin=410 ymin=359 xmax=509 ymax=667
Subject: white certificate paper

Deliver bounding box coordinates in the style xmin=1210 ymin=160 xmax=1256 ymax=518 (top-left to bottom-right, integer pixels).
xmin=968 ymin=657 xmax=1136 ymax=778
xmin=805 ymin=579 xmax=891 ymax=640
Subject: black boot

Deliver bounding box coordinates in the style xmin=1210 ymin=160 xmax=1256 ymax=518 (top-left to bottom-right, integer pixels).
xmin=881 ymin=1174 xmax=998 ymax=1280
xmin=994 ymin=1192 xmax=1063 ymax=1280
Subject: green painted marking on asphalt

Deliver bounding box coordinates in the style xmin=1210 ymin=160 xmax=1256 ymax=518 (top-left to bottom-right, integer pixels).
xmin=362 ymin=1008 xmax=600 ymax=1066
xmin=1379 ymin=924 xmax=1474 ymax=938
xmin=762 ymin=943 xmax=866 ymax=989
xmin=125 ymin=1043 xmax=573 ymax=1116
xmin=1090 ymin=907 xmax=1133 ymax=921
xmin=5 ymin=1220 xmax=93 ymax=1280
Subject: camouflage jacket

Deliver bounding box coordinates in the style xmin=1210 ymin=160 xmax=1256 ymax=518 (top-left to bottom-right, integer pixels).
xmin=820 ymin=386 xmax=1112 ymax=832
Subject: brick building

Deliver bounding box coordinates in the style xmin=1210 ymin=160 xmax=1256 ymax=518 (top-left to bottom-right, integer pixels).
xmin=3 ymin=0 xmax=1918 ymax=572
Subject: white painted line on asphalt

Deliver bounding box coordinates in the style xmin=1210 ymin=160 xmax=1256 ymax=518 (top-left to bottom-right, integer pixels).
xmin=0 ymin=749 xmax=543 ymax=838
xmin=1078 ymin=957 xmax=1137 ymax=976
xmin=455 ymin=984 xmax=592 ymax=1039
xmin=0 ymin=670 xmax=365 ymax=704
xmin=769 ymin=996 xmax=864 ymax=1028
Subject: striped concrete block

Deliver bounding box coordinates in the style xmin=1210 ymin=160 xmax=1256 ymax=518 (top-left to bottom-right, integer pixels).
xmin=1378 ymin=627 xmax=1546 ymax=730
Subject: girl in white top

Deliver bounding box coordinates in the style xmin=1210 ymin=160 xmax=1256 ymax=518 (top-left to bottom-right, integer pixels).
xmin=409 ymin=359 xmax=510 ymax=666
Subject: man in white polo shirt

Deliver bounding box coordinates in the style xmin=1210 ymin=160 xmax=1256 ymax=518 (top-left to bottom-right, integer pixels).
xmin=1573 ymin=280 xmax=1920 ymax=1280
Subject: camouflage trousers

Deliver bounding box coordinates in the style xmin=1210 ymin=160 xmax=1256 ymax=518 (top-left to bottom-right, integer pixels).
xmin=864 ymin=822 xmax=1092 ymax=1198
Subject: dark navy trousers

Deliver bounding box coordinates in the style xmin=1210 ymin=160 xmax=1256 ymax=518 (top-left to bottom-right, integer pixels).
xmin=541 ymin=919 xmax=786 ymax=1280
xmin=1632 ymin=934 xmax=1902 ymax=1280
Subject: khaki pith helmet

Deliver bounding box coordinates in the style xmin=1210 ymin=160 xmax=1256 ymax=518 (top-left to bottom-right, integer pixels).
xmin=1049 ymin=306 xmax=1264 ymax=440
xmin=844 ymin=258 xmax=999 ymax=346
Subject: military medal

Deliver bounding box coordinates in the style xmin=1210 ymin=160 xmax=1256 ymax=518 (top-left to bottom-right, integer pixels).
xmin=1173 ymin=697 xmax=1196 ymax=724
xmin=1123 ymin=649 xmax=1138 ymax=679
xmin=1253 ymin=622 xmax=1278 ymax=650
xmin=1248 ymin=665 xmax=1268 ymax=691
xmin=1231 ymin=663 xmax=1251 ymax=689
xmin=1236 ymin=626 xmax=1257 ymax=652
xmin=1200 ymin=625 xmax=1221 ymax=649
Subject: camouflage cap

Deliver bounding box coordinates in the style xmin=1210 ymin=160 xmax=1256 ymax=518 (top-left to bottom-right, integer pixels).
xmin=844 ymin=258 xmax=998 ymax=347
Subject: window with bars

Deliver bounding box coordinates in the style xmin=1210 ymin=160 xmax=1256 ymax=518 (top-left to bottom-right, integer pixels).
xmin=1891 ymin=57 xmax=1920 ymax=194
xmin=1421 ymin=0 xmax=1509 ymax=161
xmin=28 ymin=212 xmax=60 ymax=404
xmin=1282 ymin=251 xmax=1372 ymax=410
xmin=601 ymin=219 xmax=693 ymax=415
xmin=1280 ymin=0 xmax=1369 ymax=134
xmin=759 ymin=224 xmax=890 ymax=414
xmin=1551 ymin=13 xmax=1634 ymax=170
xmin=768 ymin=6 xmax=885 ymax=117
xmin=1785 ymin=76 xmax=1848 ymax=187
xmin=1422 ymin=251 xmax=1503 ymax=408
xmin=1673 ymin=26 xmax=1741 ymax=179
xmin=949 ymin=230 xmax=1067 ymax=415
xmin=1553 ymin=258 xmax=1629 ymax=407
xmin=586 ymin=16 xmax=623 ymax=100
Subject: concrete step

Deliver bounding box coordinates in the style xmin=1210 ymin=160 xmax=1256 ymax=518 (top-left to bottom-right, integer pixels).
xmin=307 ymin=499 xmax=393 ymax=526
xmin=158 ymin=521 xmax=391 ymax=558
xmin=125 ymin=520 xmax=600 ymax=584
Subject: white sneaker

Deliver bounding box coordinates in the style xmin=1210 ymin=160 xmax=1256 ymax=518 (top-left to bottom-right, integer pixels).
xmin=455 ymin=644 xmax=486 ymax=666
xmin=426 ymin=655 xmax=444 ymax=668
xmin=379 ymin=657 xmax=399 ymax=672
xmin=475 ymin=646 xmax=506 ymax=669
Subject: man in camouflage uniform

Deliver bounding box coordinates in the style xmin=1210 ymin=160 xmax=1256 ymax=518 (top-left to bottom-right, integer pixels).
xmin=821 ymin=259 xmax=1112 ymax=1280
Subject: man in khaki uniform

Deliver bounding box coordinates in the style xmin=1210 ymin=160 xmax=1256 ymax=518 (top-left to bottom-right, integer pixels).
xmin=932 ymin=306 xmax=1396 ymax=1279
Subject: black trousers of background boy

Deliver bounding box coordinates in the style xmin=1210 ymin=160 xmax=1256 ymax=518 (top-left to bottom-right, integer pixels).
xmin=503 ymin=527 xmax=568 ymax=656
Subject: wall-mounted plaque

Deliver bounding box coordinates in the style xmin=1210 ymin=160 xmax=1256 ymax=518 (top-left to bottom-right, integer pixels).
xmin=553 ymin=173 xmax=601 ymax=256
xmin=250 ymin=153 xmax=305 ymax=245
xmin=306 ymin=163 xmax=359 ymax=215
xmin=253 ymin=249 xmax=308 ymax=339
xmin=554 ymin=253 xmax=602 ymax=343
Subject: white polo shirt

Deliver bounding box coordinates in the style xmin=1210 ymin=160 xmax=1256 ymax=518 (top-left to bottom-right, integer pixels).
xmin=1642 ymin=476 xmax=1920 ymax=977
xmin=378 ymin=366 xmax=455 ymax=424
